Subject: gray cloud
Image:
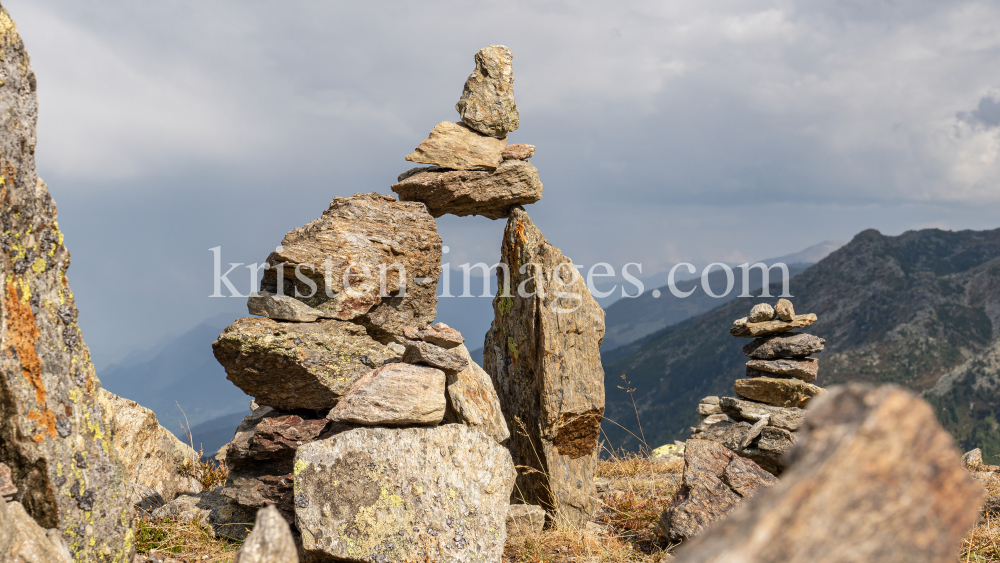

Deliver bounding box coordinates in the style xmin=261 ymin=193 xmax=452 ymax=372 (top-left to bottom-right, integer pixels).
xmin=959 ymin=95 xmax=1000 ymax=129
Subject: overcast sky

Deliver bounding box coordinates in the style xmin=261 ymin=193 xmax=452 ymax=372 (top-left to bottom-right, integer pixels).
xmin=8 ymin=1 xmax=1000 ymax=367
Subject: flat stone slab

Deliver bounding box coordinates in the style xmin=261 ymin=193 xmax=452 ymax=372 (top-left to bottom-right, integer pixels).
xmin=405 ymin=121 xmax=505 ymax=170
xmin=326 ymin=363 xmax=446 ymax=426
xmin=743 ymin=332 xmax=826 ymax=359
xmin=392 ymin=160 xmax=542 ymax=220
xmin=734 ymin=377 xmax=825 ymax=408
xmin=403 ymin=341 xmax=469 ymax=374
xmin=294 ymin=424 xmax=515 ymax=563
xmin=403 ymin=323 xmax=465 ymax=348
xmin=718 ymin=397 xmax=805 ymax=432
xmin=730 ymin=314 xmax=818 ymax=338
xmin=746 ymin=357 xmax=819 ymax=382
xmin=248 ymin=291 xmax=328 ymax=322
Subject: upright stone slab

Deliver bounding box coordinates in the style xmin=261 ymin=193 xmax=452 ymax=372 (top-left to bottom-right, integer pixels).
xmin=0 ymin=6 xmax=133 ymax=559
xmin=483 ymin=206 xmax=606 ymax=527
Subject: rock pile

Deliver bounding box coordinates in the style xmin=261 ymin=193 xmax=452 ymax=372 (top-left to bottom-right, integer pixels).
xmin=691 ymin=299 xmax=826 ymax=474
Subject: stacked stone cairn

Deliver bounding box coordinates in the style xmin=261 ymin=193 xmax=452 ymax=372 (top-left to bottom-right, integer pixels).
xmin=181 ymin=45 xmax=605 ymax=562
xmin=690 ymin=298 xmax=826 ymax=475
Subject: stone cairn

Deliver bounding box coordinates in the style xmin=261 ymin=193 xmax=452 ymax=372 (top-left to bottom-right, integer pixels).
xmin=690 ymin=299 xmax=826 ymax=475
xmin=177 ymin=45 xmax=605 ymax=562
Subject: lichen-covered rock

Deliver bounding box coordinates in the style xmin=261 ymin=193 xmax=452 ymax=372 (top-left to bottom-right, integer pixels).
xmin=391 ymin=160 xmax=543 ymax=220
xmin=100 ymin=389 xmax=203 ymax=509
xmin=673 ymin=385 xmax=984 ymax=563
xmin=730 ymin=314 xmax=818 ymax=338
xmin=235 ymin=505 xmax=299 ymax=563
xmin=734 ymin=377 xmax=824 ymax=408
xmin=293 ymin=424 xmax=516 ymax=563
xmin=748 ymin=303 xmax=775 ymax=323
xmin=484 ymin=206 xmax=606 ymax=528
xmin=402 ymin=340 xmax=468 ymax=374
xmin=742 ymin=332 xmax=826 ymax=359
xmin=501 ymin=144 xmax=535 ymax=160
xmin=326 ymin=363 xmax=446 ymax=426
xmin=455 ymin=45 xmax=519 ymax=139
xmin=506 ymin=504 xmax=545 ymax=535
xmin=213 ymin=317 xmax=397 ymax=410
xmin=403 ymin=323 xmax=464 ymax=349
xmin=718 ymin=397 xmax=805 ymax=432
xmin=445 ymin=345 xmax=510 ymax=444
xmin=0 ymin=497 xmax=73 ymax=563
xmin=657 ymin=440 xmax=777 ymax=543
xmin=259 ymin=193 xmax=442 ymax=343
xmin=248 ymin=291 xmax=328 ymax=322
xmin=0 ymin=7 xmax=133 ymax=558
xmin=746 ymin=357 xmax=818 ymax=382
xmin=404 ymin=121 xmax=506 ymax=170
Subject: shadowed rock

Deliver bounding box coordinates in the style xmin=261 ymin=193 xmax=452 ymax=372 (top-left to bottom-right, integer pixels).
xmin=742 ymin=332 xmax=826 ymax=359
xmin=326 ymin=363 xmax=446 ymax=426
xmin=248 ymin=291 xmax=328 ymax=322
xmin=507 ymin=504 xmax=545 ymax=535
xmin=718 ymin=397 xmax=805 ymax=432
xmin=392 ymin=160 xmax=543 ymax=220
xmin=455 ymin=45 xmax=519 ymax=138
xmin=674 ymin=384 xmax=984 ymax=562
xmin=405 ymin=121 xmax=506 ymax=170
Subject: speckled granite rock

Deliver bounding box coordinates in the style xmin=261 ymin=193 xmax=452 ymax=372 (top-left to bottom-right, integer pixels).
xmin=259 ymin=193 xmax=442 ymax=343
xmin=293 ymin=424 xmax=515 ymax=563
xmin=775 ymin=298 xmax=795 ymax=321
xmin=403 ymin=323 xmax=464 ymax=348
xmin=0 ymin=7 xmax=133 ymax=558
xmin=213 ymin=317 xmax=397 ymax=410
xmin=235 ymin=505 xmax=299 ymax=563
xmin=484 ymin=207 xmax=606 ymax=528
xmin=391 ymin=160 xmax=543 ymax=220
xmin=326 ymin=363 xmax=446 ymax=426
xmin=455 ymin=45 xmax=519 ymax=138
xmin=444 ymin=345 xmax=510 ymax=444
xmin=405 ymin=121 xmax=506 ymax=170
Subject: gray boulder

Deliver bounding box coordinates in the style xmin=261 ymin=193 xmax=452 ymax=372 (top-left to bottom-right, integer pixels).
xmin=734 ymin=377 xmax=824 ymax=408
xmin=506 ymin=504 xmax=546 ymax=535
xmin=746 ymin=357 xmax=819 ymax=382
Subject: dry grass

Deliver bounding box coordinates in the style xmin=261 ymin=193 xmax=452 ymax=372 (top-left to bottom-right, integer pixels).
xmin=134 ymin=516 xmax=242 ymax=563
xmin=960 ymin=462 xmax=1000 ymax=562
xmin=177 ymin=449 xmax=230 ymax=491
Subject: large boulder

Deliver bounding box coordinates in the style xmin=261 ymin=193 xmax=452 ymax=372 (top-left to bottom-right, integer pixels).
xmin=0 ymin=6 xmax=133 ymax=559
xmin=674 ymin=384 xmax=984 ymax=562
xmin=404 ymin=121 xmax=506 ymax=170
xmin=658 ymin=440 xmax=777 ymax=543
xmin=484 ymin=206 xmax=606 ymax=528
xmin=294 ymin=424 xmax=515 ymax=563
xmin=391 ymin=160 xmax=543 ymax=220
xmin=445 ymin=345 xmax=510 ymax=444
xmin=259 ymin=193 xmax=442 ymax=342
xmin=99 ymin=389 xmax=203 ymax=510
xmin=454 ymin=45 xmax=519 ymax=139
xmin=213 ymin=317 xmax=398 ymax=410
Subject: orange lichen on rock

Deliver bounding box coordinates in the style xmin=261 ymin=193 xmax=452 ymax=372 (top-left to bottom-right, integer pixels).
xmin=4 ymin=282 xmax=56 ymax=440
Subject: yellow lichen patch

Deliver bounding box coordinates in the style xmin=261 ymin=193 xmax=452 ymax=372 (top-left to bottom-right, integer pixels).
xmin=294 ymin=459 xmax=310 ymax=476
xmin=507 ymin=337 xmax=519 ymax=360
xmin=31 ymin=256 xmax=45 ymax=274
xmin=340 ymin=489 xmax=415 ymax=561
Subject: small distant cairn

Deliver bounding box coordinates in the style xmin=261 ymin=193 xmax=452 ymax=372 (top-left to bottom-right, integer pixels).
xmin=690 ymin=299 xmax=826 ymax=475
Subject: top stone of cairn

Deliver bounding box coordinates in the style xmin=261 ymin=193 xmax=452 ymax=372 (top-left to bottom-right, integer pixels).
xmin=455 ymin=45 xmax=519 ymax=139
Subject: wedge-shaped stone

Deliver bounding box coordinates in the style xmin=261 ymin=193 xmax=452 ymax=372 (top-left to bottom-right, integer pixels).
xmin=747 ymin=357 xmax=818 ymax=382
xmin=445 ymin=345 xmax=510 ymax=443
xmin=260 ymin=193 xmax=442 ymax=342
xmin=403 ymin=340 xmax=469 ymax=373
xmin=405 ymin=121 xmax=506 ymax=170
xmin=403 ymin=323 xmax=465 ymax=348
xmin=327 ymin=363 xmax=446 ymax=426
xmin=294 ymin=425 xmax=516 ymax=563
xmin=743 ymin=332 xmax=826 ymax=359
xmin=248 ymin=291 xmax=328 ymax=322
xmin=730 ymin=314 xmax=818 ymax=338
xmin=455 ymin=45 xmax=519 ymax=138
xmin=673 ymin=384 xmax=984 ymax=563
xmin=392 ymin=160 xmax=543 ymax=220
xmin=213 ymin=317 xmax=396 ymax=410
xmin=734 ymin=377 xmax=824 ymax=408
xmin=235 ymin=505 xmax=299 ymax=563
xmin=719 ymin=397 xmax=805 ymax=431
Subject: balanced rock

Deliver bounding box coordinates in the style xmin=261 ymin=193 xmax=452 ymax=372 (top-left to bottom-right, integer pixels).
xmin=403 ymin=323 xmax=465 ymax=348
xmin=99 ymin=389 xmax=203 ymax=510
xmin=0 ymin=8 xmax=133 ymax=558
xmin=743 ymin=332 xmax=826 ymax=359
xmin=507 ymin=504 xmax=546 ymax=535
xmin=748 ymin=303 xmax=775 ymax=323
xmin=775 ymin=298 xmax=795 ymax=321
xmin=403 ymin=340 xmax=469 ymax=373
xmin=248 ymin=291 xmax=328 ymax=322
xmin=730 ymin=313 xmax=818 ymax=338
xmin=734 ymin=377 xmax=824 ymax=408
xmin=657 ymin=440 xmax=777 ymax=543
xmin=502 ymin=144 xmax=535 ymax=160
xmin=746 ymin=357 xmax=818 ymax=382
xmin=326 ymin=363 xmax=446 ymax=426
xmin=673 ymin=385 xmax=984 ymax=563
xmin=213 ymin=317 xmax=397 ymax=410
xmin=392 ymin=160 xmax=543 ymax=220
xmin=484 ymin=207 xmax=606 ymax=527
xmin=405 ymin=121 xmax=506 ymax=170
xmin=294 ymin=424 xmax=516 ymax=562
xmin=235 ymin=505 xmax=299 ymax=563
xmin=444 ymin=345 xmax=510 ymax=444
xmin=0 ymin=497 xmax=73 ymax=563
xmin=455 ymin=45 xmax=519 ymax=138
xmin=259 ymin=193 xmax=442 ymax=342
xmin=719 ymin=397 xmax=805 ymax=432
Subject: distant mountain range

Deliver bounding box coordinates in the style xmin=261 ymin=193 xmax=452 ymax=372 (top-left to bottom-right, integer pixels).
xmin=602 ymin=228 xmax=1000 ymax=459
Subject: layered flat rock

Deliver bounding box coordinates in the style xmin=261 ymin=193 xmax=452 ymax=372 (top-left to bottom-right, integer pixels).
xmin=405 ymin=121 xmax=506 ymax=170
xmin=259 ymin=193 xmax=442 ymax=342
xmin=657 ymin=440 xmax=777 ymax=543
xmin=746 ymin=357 xmax=819 ymax=382
xmin=248 ymin=291 xmax=328 ymax=322
xmin=445 ymin=345 xmax=510 ymax=444
xmin=0 ymin=9 xmax=133 ymax=558
xmin=673 ymin=384 xmax=984 ymax=563
xmin=402 ymin=340 xmax=469 ymax=373
xmin=391 ymin=160 xmax=543 ymax=220
xmin=484 ymin=207 xmax=606 ymax=528
xmin=326 ymin=363 xmax=446 ymax=426
xmin=294 ymin=424 xmax=516 ymax=563
xmin=718 ymin=397 xmax=805 ymax=432
xmin=696 ymin=421 xmax=787 ymax=475
xmin=734 ymin=377 xmax=824 ymax=408
xmin=99 ymin=389 xmax=203 ymax=509
xmin=213 ymin=317 xmax=397 ymax=410
xmin=730 ymin=314 xmax=818 ymax=338
xmin=403 ymin=323 xmax=464 ymax=348
xmin=743 ymin=332 xmax=826 ymax=359
xmin=455 ymin=45 xmax=519 ymax=138
xmin=234 ymin=505 xmax=299 ymax=563
xmin=502 ymin=144 xmax=535 ymax=160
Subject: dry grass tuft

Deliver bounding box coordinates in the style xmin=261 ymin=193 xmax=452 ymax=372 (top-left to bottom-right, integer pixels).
xmin=178 ymin=449 xmax=230 ymax=491
xmin=134 ymin=516 xmax=242 ymax=563
xmin=960 ymin=464 xmax=1000 ymax=562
